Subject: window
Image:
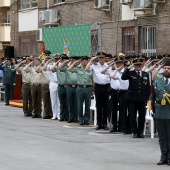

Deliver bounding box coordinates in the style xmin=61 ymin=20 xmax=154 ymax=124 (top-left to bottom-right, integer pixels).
xmin=140 ymin=26 xmax=156 ymax=57
xmin=91 ymin=29 xmax=99 ymax=56
xmin=54 ymin=0 xmax=65 ymax=4
xmin=7 ymin=15 xmax=10 ymax=24
xmin=20 ymin=0 xmax=38 ymax=10
xmin=122 ymin=27 xmax=135 ymax=55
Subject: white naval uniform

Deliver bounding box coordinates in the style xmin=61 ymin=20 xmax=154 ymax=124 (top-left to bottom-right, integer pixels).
xmin=47 ymin=64 xmax=60 ymax=119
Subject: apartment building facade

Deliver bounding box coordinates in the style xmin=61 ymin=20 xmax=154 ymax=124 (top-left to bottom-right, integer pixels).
xmin=0 ymin=0 xmax=11 ymax=57
xmin=10 ymin=0 xmax=170 ymax=57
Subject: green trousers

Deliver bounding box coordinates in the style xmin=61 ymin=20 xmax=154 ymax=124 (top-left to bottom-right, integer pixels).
xmin=156 ymin=119 xmax=170 ymax=161
xmin=58 ymin=85 xmax=68 ymax=120
xmin=22 ymin=83 xmax=32 ymax=115
xmin=41 ymin=84 xmax=52 ymax=117
xmin=76 ymin=86 xmax=92 ymax=123
xmin=67 ymin=86 xmax=78 ymax=121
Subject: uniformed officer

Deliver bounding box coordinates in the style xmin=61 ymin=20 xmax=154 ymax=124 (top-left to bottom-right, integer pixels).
xmin=36 ymin=54 xmax=52 ymax=119
xmin=51 ymin=54 xmax=69 ymax=121
xmin=85 ymin=52 xmax=110 ymax=130
xmin=121 ymin=58 xmax=151 ymax=138
xmin=68 ymin=56 xmax=93 ymax=125
xmin=0 ymin=58 xmax=16 ymax=105
xmin=153 ymin=61 xmax=170 ymax=165
xmin=14 ymin=57 xmax=33 ymax=116
xmin=24 ymin=57 xmax=42 ymax=118
xmin=43 ymin=53 xmax=60 ymax=120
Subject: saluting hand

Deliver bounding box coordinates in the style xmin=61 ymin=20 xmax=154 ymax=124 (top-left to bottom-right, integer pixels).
xmin=128 ymin=63 xmax=134 ymax=70
xmin=116 ymin=65 xmax=123 ymax=72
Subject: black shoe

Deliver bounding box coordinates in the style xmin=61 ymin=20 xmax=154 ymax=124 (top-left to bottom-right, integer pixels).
xmin=59 ymin=119 xmax=64 ymax=121
xmin=84 ymin=122 xmax=89 ymax=125
xmin=167 ymin=159 xmax=170 ymax=166
xmin=65 ymin=119 xmax=68 ymax=121
xmin=32 ymin=115 xmax=37 ymax=118
xmin=24 ymin=113 xmax=29 ymax=117
xmin=110 ymin=128 xmax=117 ymax=133
xmin=80 ymin=121 xmax=84 ymax=126
xmin=43 ymin=116 xmax=50 ymax=119
xmin=95 ymin=125 xmax=102 ymax=130
xmin=67 ymin=120 xmax=73 ymax=123
xmin=133 ymin=134 xmax=138 ymax=138
xmin=157 ymin=160 xmax=167 ymax=165
xmin=103 ymin=125 xmax=109 ymax=130
xmin=74 ymin=120 xmax=79 ymax=123
xmin=138 ymin=134 xmax=144 ymax=138
xmin=5 ymin=103 xmax=9 ymax=106
xmin=123 ymin=131 xmax=127 ymax=135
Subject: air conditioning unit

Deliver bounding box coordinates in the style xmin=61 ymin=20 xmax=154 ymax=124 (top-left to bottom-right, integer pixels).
xmin=94 ymin=0 xmax=110 ymax=9
xmin=133 ymin=0 xmax=152 ymax=8
xmin=36 ymin=29 xmax=43 ymax=42
xmin=44 ymin=9 xmax=60 ymax=25
xmin=39 ymin=11 xmax=45 ymax=22
xmin=120 ymin=0 xmax=132 ymax=5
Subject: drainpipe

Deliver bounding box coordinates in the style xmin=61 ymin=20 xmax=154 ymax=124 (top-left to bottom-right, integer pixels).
xmin=47 ymin=0 xmax=49 ymax=9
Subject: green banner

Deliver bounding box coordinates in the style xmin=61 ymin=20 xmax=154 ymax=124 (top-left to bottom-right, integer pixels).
xmin=42 ymin=24 xmax=91 ymax=57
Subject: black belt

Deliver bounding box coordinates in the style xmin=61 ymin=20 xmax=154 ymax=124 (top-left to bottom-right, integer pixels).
xmin=78 ymin=85 xmax=92 ymax=88
xmin=111 ymin=89 xmax=127 ymax=92
xmin=32 ymin=83 xmax=41 ymax=86
xmin=59 ymin=84 xmax=67 ymax=88
xmin=155 ymin=100 xmax=170 ymax=105
xmin=68 ymin=84 xmax=77 ymax=88
xmin=23 ymin=82 xmax=31 ymax=85
xmin=95 ymin=83 xmax=110 ymax=86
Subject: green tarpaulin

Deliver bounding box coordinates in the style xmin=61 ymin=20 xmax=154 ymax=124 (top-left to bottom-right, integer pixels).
xmin=42 ymin=24 xmax=91 ymax=57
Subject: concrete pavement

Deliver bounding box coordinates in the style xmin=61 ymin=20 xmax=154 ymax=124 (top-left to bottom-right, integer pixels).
xmin=0 ymin=101 xmax=169 ymax=170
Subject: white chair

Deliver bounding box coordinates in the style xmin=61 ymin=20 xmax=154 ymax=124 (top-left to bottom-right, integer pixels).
xmin=90 ymin=98 xmax=97 ymax=126
xmin=143 ymin=109 xmax=154 ymax=138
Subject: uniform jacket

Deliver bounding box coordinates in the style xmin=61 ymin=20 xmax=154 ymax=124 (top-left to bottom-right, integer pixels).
xmin=121 ymin=69 xmax=150 ymax=103
xmin=154 ymin=75 xmax=170 ymax=119
xmin=0 ymin=63 xmax=16 ymax=84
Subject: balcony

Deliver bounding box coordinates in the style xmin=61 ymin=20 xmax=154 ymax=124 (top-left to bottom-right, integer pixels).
xmin=0 ymin=23 xmax=10 ymax=42
xmin=0 ymin=0 xmax=10 ymax=7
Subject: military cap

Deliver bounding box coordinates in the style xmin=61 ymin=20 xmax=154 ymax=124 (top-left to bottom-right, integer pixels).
xmin=53 ymin=53 xmax=60 ymax=58
xmin=138 ymin=54 xmax=148 ymax=61
xmin=97 ymin=52 xmax=106 ymax=57
xmin=70 ymin=56 xmax=81 ymax=60
xmin=45 ymin=56 xmax=51 ymax=60
xmin=34 ymin=57 xmax=42 ymax=62
xmin=124 ymin=55 xmax=131 ymax=60
xmin=105 ymin=54 xmax=113 ymax=58
xmin=81 ymin=56 xmax=89 ymax=60
xmin=133 ymin=58 xmax=144 ymax=65
xmin=6 ymin=58 xmax=12 ymax=61
xmin=114 ymin=57 xmax=124 ymax=63
xmin=44 ymin=50 xmax=51 ymax=56
xmin=0 ymin=57 xmax=4 ymax=60
xmin=26 ymin=57 xmax=33 ymax=61
xmin=151 ymin=55 xmax=162 ymax=62
xmin=118 ymin=53 xmax=125 ymax=58
xmin=60 ymin=54 xmax=69 ymax=59
xmin=164 ymin=61 xmax=170 ymax=66
xmin=163 ymin=54 xmax=170 ymax=61
xmin=129 ymin=54 xmax=137 ymax=59
xmin=124 ymin=60 xmax=131 ymax=66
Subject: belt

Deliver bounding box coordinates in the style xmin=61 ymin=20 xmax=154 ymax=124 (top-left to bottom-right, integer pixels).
xmin=155 ymin=100 xmax=170 ymax=105
xmin=111 ymin=89 xmax=127 ymax=92
xmin=78 ymin=85 xmax=92 ymax=88
xmin=68 ymin=84 xmax=77 ymax=88
xmin=59 ymin=84 xmax=67 ymax=88
xmin=95 ymin=83 xmax=110 ymax=86
xmin=31 ymin=83 xmax=41 ymax=86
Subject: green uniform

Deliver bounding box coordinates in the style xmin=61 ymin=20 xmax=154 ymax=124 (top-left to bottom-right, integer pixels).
xmin=0 ymin=63 xmax=16 ymax=105
xmin=56 ymin=66 xmax=68 ymax=121
xmin=41 ymin=70 xmax=52 ymax=118
xmin=66 ymin=69 xmax=78 ymax=122
xmin=18 ymin=66 xmax=32 ymax=116
xmin=154 ymin=75 xmax=170 ymax=161
xmin=73 ymin=66 xmax=93 ymax=124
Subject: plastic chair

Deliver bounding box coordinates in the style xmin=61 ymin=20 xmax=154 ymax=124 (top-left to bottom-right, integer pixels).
xmin=143 ymin=109 xmax=154 ymax=138
xmin=90 ymin=98 xmax=97 ymax=126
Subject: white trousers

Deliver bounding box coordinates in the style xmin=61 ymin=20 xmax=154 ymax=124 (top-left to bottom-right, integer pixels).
xmin=49 ymin=82 xmax=60 ymax=119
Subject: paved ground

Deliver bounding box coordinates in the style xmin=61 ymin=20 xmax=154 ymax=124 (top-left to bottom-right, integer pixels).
xmin=0 ymin=101 xmax=169 ymax=170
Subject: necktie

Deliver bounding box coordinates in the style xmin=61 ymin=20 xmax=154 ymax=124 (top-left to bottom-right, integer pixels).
xmin=137 ymin=71 xmax=140 ymax=76
xmin=165 ymin=78 xmax=169 ymax=85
